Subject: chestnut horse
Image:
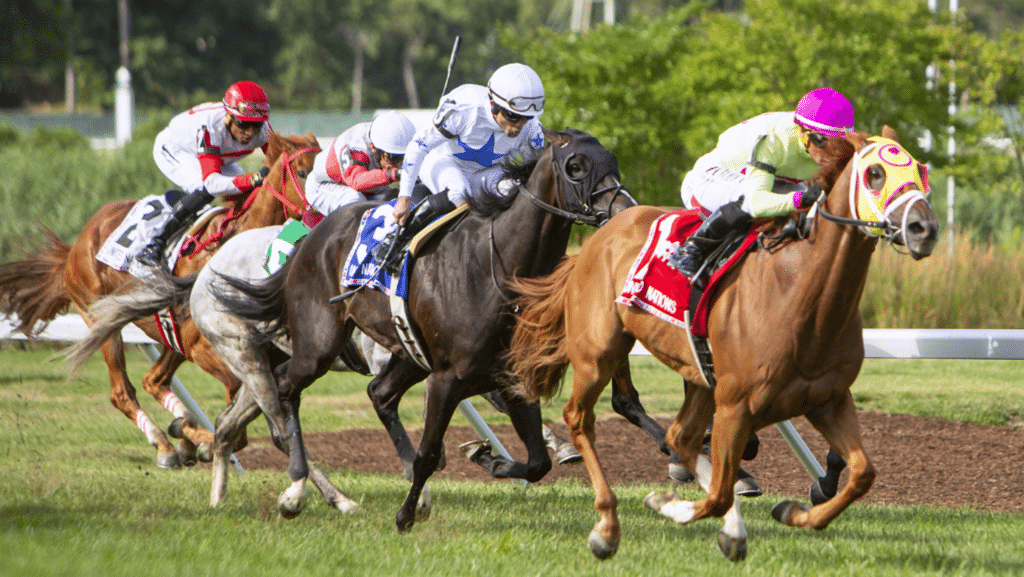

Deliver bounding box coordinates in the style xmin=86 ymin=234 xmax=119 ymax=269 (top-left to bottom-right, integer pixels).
xmin=507 ymin=127 xmax=938 ymax=561
xmin=0 ymin=132 xmax=320 ymax=469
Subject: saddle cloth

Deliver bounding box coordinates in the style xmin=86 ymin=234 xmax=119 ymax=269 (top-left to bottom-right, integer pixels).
xmin=616 ymin=209 xmax=758 ymax=337
xmin=96 ymin=192 xmax=222 ymax=279
xmin=341 ymin=200 xmax=469 ymax=300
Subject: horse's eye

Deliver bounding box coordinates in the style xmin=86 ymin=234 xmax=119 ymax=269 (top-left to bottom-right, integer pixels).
xmin=297 ymin=170 xmax=307 ymax=178
xmin=868 ymin=165 xmax=885 ymax=190
xmin=566 ymin=155 xmax=591 ymax=180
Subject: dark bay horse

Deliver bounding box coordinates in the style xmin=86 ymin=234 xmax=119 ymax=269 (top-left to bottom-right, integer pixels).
xmin=213 ymin=128 xmax=638 ymax=530
xmin=507 ymin=127 xmax=939 ymax=561
xmin=0 ymin=132 xmax=320 ymax=469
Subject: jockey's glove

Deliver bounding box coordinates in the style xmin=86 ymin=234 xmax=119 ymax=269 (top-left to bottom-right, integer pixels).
xmin=797 ymin=183 xmax=824 ymax=209
xmin=251 ymin=166 xmax=271 ymax=189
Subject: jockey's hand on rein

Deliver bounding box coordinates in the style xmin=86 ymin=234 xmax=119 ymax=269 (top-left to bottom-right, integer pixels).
xmin=800 ymin=183 xmax=824 ymax=208
xmin=251 ymin=166 xmax=270 ymax=189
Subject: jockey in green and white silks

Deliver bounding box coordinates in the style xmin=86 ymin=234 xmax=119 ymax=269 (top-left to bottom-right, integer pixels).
xmin=670 ymin=88 xmax=856 ymax=279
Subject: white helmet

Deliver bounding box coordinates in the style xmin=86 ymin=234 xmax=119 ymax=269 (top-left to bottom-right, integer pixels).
xmin=487 ymin=63 xmax=545 ymax=117
xmin=369 ymin=111 xmax=416 ymax=155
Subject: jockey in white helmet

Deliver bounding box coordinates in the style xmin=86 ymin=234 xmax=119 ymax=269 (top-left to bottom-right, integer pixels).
xmin=669 ymin=87 xmax=856 ymax=279
xmin=372 ymin=62 xmax=547 ymax=269
xmin=306 ymin=110 xmax=416 ymax=215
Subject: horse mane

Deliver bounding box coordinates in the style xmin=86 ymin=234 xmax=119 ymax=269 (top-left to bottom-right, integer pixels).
xmin=463 ymin=157 xmax=540 ymax=216
xmin=809 ymin=132 xmax=858 ymax=190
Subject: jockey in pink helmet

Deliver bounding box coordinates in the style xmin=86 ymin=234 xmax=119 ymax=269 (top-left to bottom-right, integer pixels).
xmin=669 ymin=87 xmax=855 ymax=279
xmin=137 ymin=81 xmax=274 ymax=267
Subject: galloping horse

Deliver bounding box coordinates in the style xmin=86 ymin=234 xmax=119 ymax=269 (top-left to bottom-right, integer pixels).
xmin=507 ymin=127 xmax=938 ymax=561
xmin=213 ymin=128 xmax=638 ymax=529
xmin=0 ymin=132 xmax=320 ymax=469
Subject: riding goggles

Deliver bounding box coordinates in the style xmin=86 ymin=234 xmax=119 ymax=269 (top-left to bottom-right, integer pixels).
xmin=234 ymin=118 xmax=265 ymax=131
xmin=491 ymin=90 xmax=545 ymax=114
xmin=799 ymin=128 xmax=828 ymax=149
xmin=499 ymin=107 xmax=529 ymax=124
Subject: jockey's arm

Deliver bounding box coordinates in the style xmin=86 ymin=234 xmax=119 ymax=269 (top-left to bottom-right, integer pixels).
xmin=199 ymin=153 xmax=258 ymax=195
xmin=339 ymin=149 xmax=400 ymax=192
xmin=397 ymin=126 xmax=448 ymax=200
xmin=742 ymin=138 xmax=805 ymax=218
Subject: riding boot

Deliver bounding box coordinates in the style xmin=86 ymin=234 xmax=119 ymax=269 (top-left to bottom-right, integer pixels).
xmin=136 ymin=189 xmax=214 ymax=267
xmin=373 ymin=194 xmax=457 ymax=270
xmin=668 ymin=199 xmax=752 ymax=279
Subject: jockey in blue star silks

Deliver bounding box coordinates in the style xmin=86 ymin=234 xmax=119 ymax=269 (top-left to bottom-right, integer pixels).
xmin=372 ymin=63 xmax=547 ymax=265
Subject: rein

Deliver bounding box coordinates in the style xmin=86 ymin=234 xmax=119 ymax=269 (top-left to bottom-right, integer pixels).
xmin=183 ymin=145 xmax=321 ymax=258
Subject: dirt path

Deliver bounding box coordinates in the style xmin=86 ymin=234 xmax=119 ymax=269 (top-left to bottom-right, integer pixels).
xmin=235 ymin=411 xmax=1024 ymax=513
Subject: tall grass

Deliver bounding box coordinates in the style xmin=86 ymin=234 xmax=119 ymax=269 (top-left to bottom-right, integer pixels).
xmin=862 ymin=233 xmax=1024 ymax=328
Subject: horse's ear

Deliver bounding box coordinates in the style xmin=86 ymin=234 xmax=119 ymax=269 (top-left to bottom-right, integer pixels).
xmin=305 ymin=131 xmax=318 ymax=146
xmin=543 ymin=128 xmax=571 ymax=148
xmin=881 ymin=124 xmax=899 ymax=142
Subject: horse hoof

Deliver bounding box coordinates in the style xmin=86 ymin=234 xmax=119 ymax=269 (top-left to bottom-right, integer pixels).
xmin=668 ymin=462 xmax=694 ymax=484
xmin=277 ymin=486 xmax=309 ymax=520
xmin=332 ymin=497 xmax=360 ymax=514
xmin=196 ymin=442 xmax=214 ymax=463
xmin=770 ymin=500 xmax=810 ymax=526
xmin=717 ymin=531 xmax=748 ymax=562
xmin=554 ymin=445 xmax=582 ymax=465
xmin=415 ymin=485 xmax=432 ymax=522
xmin=643 ymin=490 xmax=675 ymax=513
xmin=588 ymin=529 xmax=618 ymax=560
xmin=809 ymin=481 xmax=829 ymax=506
xmin=167 ymin=417 xmax=186 ymax=439
xmin=734 ymin=475 xmax=763 ymax=498
xmin=396 ymin=512 xmax=415 ymax=533
xmin=156 ymin=452 xmax=182 ymax=469
xmin=176 ymin=442 xmax=198 ymax=467
xmin=459 ymin=440 xmax=491 ymax=462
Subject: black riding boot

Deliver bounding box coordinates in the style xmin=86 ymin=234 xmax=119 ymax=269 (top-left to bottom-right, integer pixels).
xmin=668 ymin=199 xmax=752 ymax=279
xmin=373 ymin=194 xmax=457 ymax=270
xmin=136 ymin=189 xmax=214 ymax=267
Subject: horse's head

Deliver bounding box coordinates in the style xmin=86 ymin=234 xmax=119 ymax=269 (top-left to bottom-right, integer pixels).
xmin=543 ymin=128 xmax=637 ymax=226
xmin=817 ymin=126 xmax=938 ymax=260
xmin=227 ymin=132 xmax=321 ymax=223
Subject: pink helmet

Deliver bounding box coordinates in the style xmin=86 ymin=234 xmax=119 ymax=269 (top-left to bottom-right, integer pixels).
xmin=794 ymin=88 xmax=854 ymax=138
xmin=223 ymin=81 xmax=270 ymax=122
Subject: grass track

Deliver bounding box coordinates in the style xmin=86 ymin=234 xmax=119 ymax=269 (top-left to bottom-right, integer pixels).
xmin=2 ymin=344 xmax=1023 ymax=576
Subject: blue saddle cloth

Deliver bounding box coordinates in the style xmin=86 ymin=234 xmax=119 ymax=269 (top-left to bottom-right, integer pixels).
xmin=342 ymin=201 xmax=411 ymax=298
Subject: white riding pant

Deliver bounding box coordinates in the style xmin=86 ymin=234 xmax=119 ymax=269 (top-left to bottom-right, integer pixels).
xmin=418 ymin=151 xmax=514 ymax=206
xmin=154 ymin=143 xmax=243 ymax=195
xmin=681 ymin=156 xmax=807 ymax=216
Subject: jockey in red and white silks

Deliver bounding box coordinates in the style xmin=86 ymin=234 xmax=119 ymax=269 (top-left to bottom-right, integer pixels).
xmin=306 ymin=111 xmax=415 ymax=214
xmin=153 ymin=100 xmax=271 ymax=197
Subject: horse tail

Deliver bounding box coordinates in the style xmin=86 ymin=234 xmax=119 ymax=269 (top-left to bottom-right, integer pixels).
xmin=0 ymin=226 xmax=73 ymax=336
xmin=213 ymin=251 xmax=292 ymax=340
xmin=62 ymin=268 xmax=196 ymax=377
xmin=506 ymin=254 xmax=579 ymax=401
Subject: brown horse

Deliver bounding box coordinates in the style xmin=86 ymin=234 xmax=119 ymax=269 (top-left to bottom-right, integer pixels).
xmin=507 ymin=126 xmax=938 ymax=561
xmin=0 ymin=132 xmax=320 ymax=469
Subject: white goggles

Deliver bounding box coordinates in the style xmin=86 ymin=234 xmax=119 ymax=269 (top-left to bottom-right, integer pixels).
xmin=491 ymin=90 xmax=545 ymax=114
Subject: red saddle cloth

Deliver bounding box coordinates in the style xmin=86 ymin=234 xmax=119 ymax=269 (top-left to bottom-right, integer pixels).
xmin=616 ymin=209 xmax=759 ymax=337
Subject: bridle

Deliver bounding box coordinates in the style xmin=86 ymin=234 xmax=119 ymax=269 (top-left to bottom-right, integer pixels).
xmin=183 ymin=143 xmax=321 ymax=257
xmin=813 ymin=139 xmax=930 ymax=245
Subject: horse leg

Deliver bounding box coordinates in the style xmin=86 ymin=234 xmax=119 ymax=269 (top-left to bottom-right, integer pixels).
xmin=644 ymin=385 xmax=750 ymax=561
xmin=187 ymin=335 xmax=249 ymax=455
xmin=395 ymin=370 xmax=461 ymax=532
xmin=366 ymin=355 xmax=430 ymax=482
xmin=608 ymin=361 xmax=690 ymax=481
xmin=98 ymin=337 xmax=181 ymax=469
xmin=771 ymin=391 xmax=874 ymax=531
xmin=139 ymin=347 xmax=204 ymax=466
xmin=481 ymin=390 xmax=580 ymax=466
xmin=809 ymin=448 xmax=847 ymax=505
xmin=210 ymin=383 xmax=262 ymax=507
xmin=562 ymin=354 xmax=623 ymax=559
xmin=463 ymin=389 xmax=552 ymax=481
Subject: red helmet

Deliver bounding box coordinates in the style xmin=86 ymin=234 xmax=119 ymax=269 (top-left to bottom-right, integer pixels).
xmin=223 ymin=81 xmax=270 ymax=122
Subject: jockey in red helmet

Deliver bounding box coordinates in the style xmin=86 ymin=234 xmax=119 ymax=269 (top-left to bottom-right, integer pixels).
xmin=137 ymin=81 xmax=274 ymax=267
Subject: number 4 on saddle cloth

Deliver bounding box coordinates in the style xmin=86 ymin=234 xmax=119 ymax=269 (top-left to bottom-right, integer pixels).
xmin=616 ymin=209 xmax=759 ymax=387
